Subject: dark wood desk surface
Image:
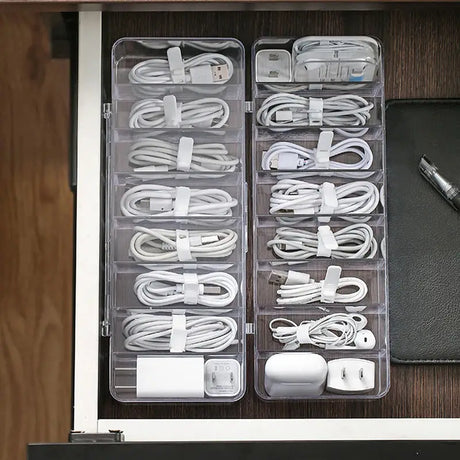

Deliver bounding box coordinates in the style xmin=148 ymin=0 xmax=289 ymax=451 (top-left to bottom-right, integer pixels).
xmin=99 ymin=9 xmax=460 ymax=420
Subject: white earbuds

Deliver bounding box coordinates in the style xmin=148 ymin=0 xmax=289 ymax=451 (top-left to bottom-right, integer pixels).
xmin=325 ymin=329 xmax=376 ymax=350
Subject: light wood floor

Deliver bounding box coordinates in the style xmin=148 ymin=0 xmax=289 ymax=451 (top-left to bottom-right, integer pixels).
xmin=0 ymin=13 xmax=72 ymax=460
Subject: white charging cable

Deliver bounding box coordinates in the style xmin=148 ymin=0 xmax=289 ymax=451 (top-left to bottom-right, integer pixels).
xmin=270 ymin=179 xmax=379 ymax=216
xmin=130 ymin=227 xmax=238 ymax=262
xmin=267 ymin=224 xmax=377 ymax=260
xmin=129 ymin=97 xmax=230 ymax=128
xmin=261 ymin=138 xmax=373 ymax=171
xmin=128 ymin=138 xmax=238 ymax=173
xmin=123 ymin=313 xmax=238 ymax=352
xmin=120 ymin=184 xmax=237 ymax=217
xmin=269 ymin=268 xmax=367 ymax=305
xmin=256 ymin=93 xmax=373 ymax=136
xmin=129 ymin=52 xmax=234 ymax=84
xmin=269 ymin=313 xmax=373 ymax=350
xmin=134 ymin=270 xmax=238 ymax=307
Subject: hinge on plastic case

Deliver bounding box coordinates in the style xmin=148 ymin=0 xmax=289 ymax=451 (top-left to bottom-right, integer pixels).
xmin=245 ymin=101 xmax=254 ymax=113
xmin=103 ymin=102 xmax=112 ymax=119
xmin=69 ymin=430 xmax=124 ymax=443
xmin=245 ymin=322 xmax=254 ymax=335
xmin=101 ymin=320 xmax=111 ymax=337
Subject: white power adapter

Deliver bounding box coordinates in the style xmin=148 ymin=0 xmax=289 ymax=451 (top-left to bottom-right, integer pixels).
xmin=255 ymin=49 xmax=292 ymax=83
xmin=326 ymin=358 xmax=375 ymax=394
xmin=204 ymin=358 xmax=241 ymax=397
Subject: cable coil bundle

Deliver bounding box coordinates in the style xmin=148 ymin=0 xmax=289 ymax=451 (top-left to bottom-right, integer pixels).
xmin=128 ymin=138 xmax=239 ymax=173
xmin=267 ymin=224 xmax=377 ymax=260
xmin=120 ymin=184 xmax=237 ymax=217
xmin=134 ymin=270 xmax=238 ymax=307
xmin=129 ymin=227 xmax=238 ymax=262
xmin=123 ymin=313 xmax=238 ymax=352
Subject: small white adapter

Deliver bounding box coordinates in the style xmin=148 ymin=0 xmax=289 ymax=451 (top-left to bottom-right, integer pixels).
xmin=204 ymin=358 xmax=241 ymax=397
xmin=255 ymin=49 xmax=292 ymax=83
xmin=326 ymin=358 xmax=375 ymax=394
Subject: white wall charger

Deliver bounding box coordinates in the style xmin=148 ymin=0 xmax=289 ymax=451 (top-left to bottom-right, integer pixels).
xmin=255 ymin=49 xmax=292 ymax=83
xmin=326 ymin=358 xmax=375 ymax=394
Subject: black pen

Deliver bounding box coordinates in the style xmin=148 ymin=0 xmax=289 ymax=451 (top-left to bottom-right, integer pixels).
xmin=419 ymin=155 xmax=460 ymax=211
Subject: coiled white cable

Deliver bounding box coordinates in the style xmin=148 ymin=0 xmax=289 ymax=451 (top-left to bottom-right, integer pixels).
xmin=267 ymin=224 xmax=378 ymax=260
xmin=134 ymin=271 xmax=238 ymax=307
xmin=261 ymin=138 xmax=373 ymax=171
xmin=130 ymin=227 xmax=238 ymax=262
xmin=129 ymin=98 xmax=230 ymax=128
xmin=122 ymin=313 xmax=238 ymax=352
xmin=272 ymin=271 xmax=367 ymax=305
xmin=120 ymin=185 xmax=237 ymax=217
xmin=129 ymin=53 xmax=234 ymax=84
xmin=269 ymin=313 xmax=367 ymax=350
xmin=270 ymin=179 xmax=380 ymax=216
xmin=256 ymin=93 xmax=373 ymax=136
xmin=128 ymin=138 xmax=238 ymax=172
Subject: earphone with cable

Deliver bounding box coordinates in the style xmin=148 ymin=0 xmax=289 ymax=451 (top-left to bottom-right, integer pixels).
xmin=128 ymin=138 xmax=238 ymax=173
xmin=261 ymin=138 xmax=373 ymax=171
xmin=120 ymin=184 xmax=237 ymax=217
xmin=122 ymin=313 xmax=238 ymax=352
xmin=129 ymin=227 xmax=238 ymax=262
xmin=256 ymin=93 xmax=373 ymax=136
xmin=267 ymin=223 xmax=378 ymax=260
xmin=129 ymin=97 xmax=229 ymax=128
xmin=134 ymin=270 xmax=238 ymax=307
xmin=269 ymin=313 xmax=375 ymax=350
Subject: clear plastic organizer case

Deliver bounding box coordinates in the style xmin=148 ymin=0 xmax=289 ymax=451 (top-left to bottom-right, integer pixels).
xmin=105 ymin=35 xmax=389 ymax=404
xmin=251 ymin=37 xmax=389 ymax=400
xmin=106 ymin=38 xmax=247 ymax=402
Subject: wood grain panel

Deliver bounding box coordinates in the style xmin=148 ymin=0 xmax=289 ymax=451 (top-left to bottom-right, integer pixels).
xmin=100 ymin=9 xmax=460 ymax=421
xmin=0 ymin=13 xmax=72 ymax=460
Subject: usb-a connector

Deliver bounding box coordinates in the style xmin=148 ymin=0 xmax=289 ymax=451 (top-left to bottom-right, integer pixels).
xmin=269 ymin=269 xmax=311 ymax=286
xmin=211 ymin=64 xmax=230 ymax=82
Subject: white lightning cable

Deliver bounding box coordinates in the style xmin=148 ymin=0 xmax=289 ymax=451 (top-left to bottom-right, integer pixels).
xmin=120 ymin=185 xmax=237 ymax=217
xmin=129 ymin=227 xmax=238 ymax=262
xmin=134 ymin=271 xmax=238 ymax=307
xmin=122 ymin=313 xmax=238 ymax=352
xmin=129 ymin=53 xmax=234 ymax=84
xmin=269 ymin=313 xmax=367 ymax=350
xmin=129 ymin=97 xmax=230 ymax=128
xmin=261 ymin=138 xmax=373 ymax=171
xmin=128 ymin=138 xmax=238 ymax=173
xmin=270 ymin=269 xmax=367 ymax=306
xmin=267 ymin=224 xmax=378 ymax=260
xmin=269 ymin=179 xmax=380 ymax=216
xmin=256 ymin=93 xmax=373 ymax=136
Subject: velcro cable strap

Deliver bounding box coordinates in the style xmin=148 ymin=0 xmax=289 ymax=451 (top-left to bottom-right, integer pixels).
xmin=317 ymin=225 xmax=339 ymax=257
xmin=175 ymin=229 xmax=195 ymax=262
xmin=182 ymin=273 xmax=200 ymax=305
xmin=174 ymin=186 xmax=191 ymax=216
xmin=163 ymin=95 xmax=182 ymax=128
xmin=176 ymin=137 xmax=194 ymax=172
xmin=167 ymin=47 xmax=186 ymax=84
xmin=314 ymin=131 xmax=334 ymax=168
xmin=319 ymin=182 xmax=338 ymax=223
xmin=309 ymin=97 xmax=324 ymax=126
xmin=296 ymin=322 xmax=313 ymax=346
xmin=320 ymin=265 xmax=342 ymax=303
xmin=170 ymin=314 xmax=187 ymax=352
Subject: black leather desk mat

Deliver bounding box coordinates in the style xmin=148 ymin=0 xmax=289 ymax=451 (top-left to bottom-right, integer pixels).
xmin=99 ymin=9 xmax=460 ymax=420
xmin=387 ymin=100 xmax=460 ymax=363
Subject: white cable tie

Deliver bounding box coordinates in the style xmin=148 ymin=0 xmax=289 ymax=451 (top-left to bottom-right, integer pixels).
xmin=173 ymin=186 xmax=191 ymax=216
xmin=176 ymin=136 xmax=194 ymax=172
xmin=319 ymin=182 xmax=338 ymax=223
xmin=296 ymin=322 xmax=313 ymax=346
xmin=175 ymin=229 xmax=195 ymax=262
xmin=317 ymin=225 xmax=339 ymax=257
xmin=182 ymin=273 xmax=200 ymax=305
xmin=170 ymin=313 xmax=187 ymax=352
xmin=163 ymin=95 xmax=182 ymax=128
xmin=309 ymin=97 xmax=324 ymax=126
xmin=167 ymin=47 xmax=186 ymax=84
xmin=320 ymin=265 xmax=342 ymax=303
xmin=275 ymin=110 xmax=293 ymax=123
xmin=314 ymin=131 xmax=334 ymax=168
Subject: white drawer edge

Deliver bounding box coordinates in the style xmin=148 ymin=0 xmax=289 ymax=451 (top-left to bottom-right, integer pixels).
xmin=74 ymin=11 xmax=102 ymax=433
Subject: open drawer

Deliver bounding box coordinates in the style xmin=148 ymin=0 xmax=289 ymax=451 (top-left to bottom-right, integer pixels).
xmin=71 ymin=10 xmax=460 ymax=442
